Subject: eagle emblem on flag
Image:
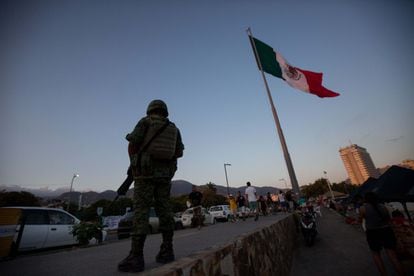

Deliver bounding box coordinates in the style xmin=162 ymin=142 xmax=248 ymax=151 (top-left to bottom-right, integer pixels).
xmin=285 ymin=64 xmax=301 ymax=80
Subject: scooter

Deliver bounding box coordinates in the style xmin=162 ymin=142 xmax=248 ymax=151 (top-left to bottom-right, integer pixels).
xmin=300 ymin=210 xmax=317 ymax=246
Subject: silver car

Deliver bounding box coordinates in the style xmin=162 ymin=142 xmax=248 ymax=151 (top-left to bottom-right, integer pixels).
xmin=0 ymin=207 xmax=80 ymax=252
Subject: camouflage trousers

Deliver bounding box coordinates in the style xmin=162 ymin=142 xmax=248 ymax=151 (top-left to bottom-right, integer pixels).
xmin=132 ymin=177 xmax=175 ymax=238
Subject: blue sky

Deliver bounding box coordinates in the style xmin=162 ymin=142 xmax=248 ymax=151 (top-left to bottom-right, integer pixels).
xmin=1 ymin=0 xmax=413 ymax=192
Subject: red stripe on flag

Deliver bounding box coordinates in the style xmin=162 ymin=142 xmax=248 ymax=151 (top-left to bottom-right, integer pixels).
xmin=297 ymin=68 xmax=340 ymax=98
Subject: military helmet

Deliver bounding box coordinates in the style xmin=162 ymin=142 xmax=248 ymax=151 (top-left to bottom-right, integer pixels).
xmin=147 ymin=99 xmax=168 ymax=117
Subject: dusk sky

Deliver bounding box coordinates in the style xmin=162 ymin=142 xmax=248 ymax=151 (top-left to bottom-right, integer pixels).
xmin=1 ymin=0 xmax=413 ymax=193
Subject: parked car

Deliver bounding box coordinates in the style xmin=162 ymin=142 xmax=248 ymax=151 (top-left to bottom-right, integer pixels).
xmin=208 ymin=205 xmax=231 ymax=222
xmin=0 ymin=207 xmax=81 ymax=252
xmin=181 ymin=207 xmax=215 ymax=227
xmin=117 ymin=207 xmax=184 ymax=239
xmin=236 ymin=207 xmax=251 ymax=218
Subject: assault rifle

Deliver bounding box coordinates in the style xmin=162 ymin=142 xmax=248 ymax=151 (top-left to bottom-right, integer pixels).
xmin=114 ymin=166 xmax=133 ymax=201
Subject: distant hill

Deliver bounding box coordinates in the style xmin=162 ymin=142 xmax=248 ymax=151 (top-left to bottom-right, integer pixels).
xmin=171 ymin=180 xmax=194 ymax=195
xmin=0 ymin=185 xmax=68 ymax=198
xmin=59 ymin=190 xmax=118 ymax=205
xmin=1 ymin=180 xmax=282 ymax=205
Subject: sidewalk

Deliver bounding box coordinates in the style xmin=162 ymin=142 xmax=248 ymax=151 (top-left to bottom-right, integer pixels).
xmin=290 ymin=207 xmax=414 ymax=276
xmin=0 ymin=214 xmax=289 ymax=275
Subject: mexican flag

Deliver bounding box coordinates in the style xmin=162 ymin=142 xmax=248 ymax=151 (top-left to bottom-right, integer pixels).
xmin=250 ymin=37 xmax=340 ymax=98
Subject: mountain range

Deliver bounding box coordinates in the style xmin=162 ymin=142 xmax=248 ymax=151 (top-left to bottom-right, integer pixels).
xmin=1 ymin=180 xmax=282 ymax=205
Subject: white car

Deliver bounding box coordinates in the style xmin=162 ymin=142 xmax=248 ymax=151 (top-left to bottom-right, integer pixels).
xmin=0 ymin=207 xmax=81 ymax=252
xmin=180 ymin=207 xmax=215 ymax=227
xmin=208 ymin=205 xmax=231 ymax=222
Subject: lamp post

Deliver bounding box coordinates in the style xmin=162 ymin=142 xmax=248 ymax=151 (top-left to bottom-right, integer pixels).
xmin=67 ymin=174 xmax=79 ymax=210
xmin=224 ymin=163 xmax=231 ymax=195
xmin=324 ymin=171 xmax=335 ymax=201
xmin=278 ymin=178 xmax=288 ymax=189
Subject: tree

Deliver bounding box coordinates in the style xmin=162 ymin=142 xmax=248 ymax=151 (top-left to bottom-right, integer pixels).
xmin=74 ymin=198 xmax=133 ymax=221
xmin=202 ymin=193 xmax=227 ymax=208
xmin=331 ymin=181 xmax=357 ymax=194
xmin=0 ymin=190 xmax=41 ymax=207
xmin=301 ymin=178 xmax=329 ymax=198
xmin=199 ymin=183 xmax=227 ymax=207
xmin=170 ymin=195 xmax=188 ymax=213
xmin=205 ymin=182 xmax=217 ymax=194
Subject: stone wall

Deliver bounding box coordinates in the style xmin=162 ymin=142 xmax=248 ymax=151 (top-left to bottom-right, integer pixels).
xmin=144 ymin=215 xmax=298 ymax=276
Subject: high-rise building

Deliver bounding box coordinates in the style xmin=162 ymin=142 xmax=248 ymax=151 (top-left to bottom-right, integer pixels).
xmin=339 ymin=144 xmax=380 ymax=185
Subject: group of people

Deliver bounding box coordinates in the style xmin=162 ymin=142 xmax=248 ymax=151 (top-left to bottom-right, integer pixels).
xmin=226 ymin=182 xmax=267 ymax=222
xmin=226 ymin=182 xmax=299 ymax=222
xmin=188 ymin=181 xmax=294 ymax=228
xmin=116 ymin=99 xmax=407 ymax=275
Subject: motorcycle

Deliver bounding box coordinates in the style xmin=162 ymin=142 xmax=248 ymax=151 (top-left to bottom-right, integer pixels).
xmin=300 ymin=210 xmax=317 ymax=246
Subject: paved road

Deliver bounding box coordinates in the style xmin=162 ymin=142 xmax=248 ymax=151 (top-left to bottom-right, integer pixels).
xmin=0 ymin=213 xmax=288 ymax=276
xmin=290 ymin=207 xmax=414 ymax=276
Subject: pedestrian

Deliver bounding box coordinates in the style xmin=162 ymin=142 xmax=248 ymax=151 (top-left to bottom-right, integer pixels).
xmin=118 ymin=99 xmax=184 ymax=273
xmin=189 ymin=185 xmax=203 ymax=229
xmin=359 ymin=192 xmax=405 ymax=276
xmin=266 ymin=192 xmax=274 ymax=214
xmin=258 ymin=195 xmax=268 ymax=216
xmin=228 ymin=194 xmax=238 ymax=222
xmin=279 ymin=190 xmax=287 ymax=212
xmin=245 ymin=181 xmax=259 ymax=221
xmin=236 ymin=191 xmax=247 ymax=221
xmin=285 ymin=190 xmax=293 ymax=212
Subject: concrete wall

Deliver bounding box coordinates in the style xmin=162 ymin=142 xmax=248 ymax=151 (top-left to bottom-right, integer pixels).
xmin=144 ymin=215 xmax=298 ymax=276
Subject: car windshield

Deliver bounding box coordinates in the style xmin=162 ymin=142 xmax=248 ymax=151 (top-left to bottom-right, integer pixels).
xmin=209 ymin=206 xmax=223 ymax=211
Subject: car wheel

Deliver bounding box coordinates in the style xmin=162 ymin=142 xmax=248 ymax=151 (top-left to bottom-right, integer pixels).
xmin=175 ymin=221 xmax=183 ymax=230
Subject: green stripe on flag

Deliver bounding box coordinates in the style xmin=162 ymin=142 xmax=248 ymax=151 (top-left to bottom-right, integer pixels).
xmin=252 ymin=37 xmax=283 ymax=79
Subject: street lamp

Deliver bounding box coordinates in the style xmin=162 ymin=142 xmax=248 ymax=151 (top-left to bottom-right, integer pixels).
xmin=323 ymin=171 xmax=335 ymax=200
xmin=278 ymin=178 xmax=288 ymax=189
xmin=224 ymin=163 xmax=231 ymax=195
xmin=67 ymin=174 xmax=79 ymax=210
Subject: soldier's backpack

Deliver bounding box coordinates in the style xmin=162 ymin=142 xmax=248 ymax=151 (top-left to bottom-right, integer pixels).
xmin=144 ymin=120 xmax=178 ymax=160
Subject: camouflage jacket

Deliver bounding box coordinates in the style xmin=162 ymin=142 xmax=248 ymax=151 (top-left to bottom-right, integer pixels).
xmin=126 ymin=114 xmax=184 ymax=178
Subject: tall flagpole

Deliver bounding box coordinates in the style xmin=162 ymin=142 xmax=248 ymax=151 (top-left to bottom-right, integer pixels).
xmin=247 ymin=27 xmax=300 ymax=197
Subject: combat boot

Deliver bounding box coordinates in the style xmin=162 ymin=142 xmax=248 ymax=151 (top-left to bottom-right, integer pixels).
xmin=118 ymin=251 xmax=144 ymax=272
xmin=118 ymin=234 xmax=146 ymax=272
xmin=156 ymin=231 xmax=175 ymax=264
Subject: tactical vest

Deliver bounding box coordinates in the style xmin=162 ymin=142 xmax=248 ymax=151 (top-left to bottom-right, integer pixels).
xmin=144 ymin=118 xmax=178 ymax=160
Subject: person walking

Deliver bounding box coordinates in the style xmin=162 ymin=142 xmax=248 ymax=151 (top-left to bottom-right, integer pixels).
xmin=228 ymin=194 xmax=238 ymax=222
xmin=245 ymin=181 xmax=259 ymax=221
xmin=258 ymin=195 xmax=268 ymax=216
xmin=189 ymin=185 xmax=203 ymax=229
xmin=279 ymin=190 xmax=287 ymax=212
xmin=285 ymin=190 xmax=293 ymax=212
xmin=118 ymin=99 xmax=184 ymax=273
xmin=359 ymin=192 xmax=405 ymax=276
xmin=236 ymin=191 xmax=247 ymax=221
xmin=266 ymin=192 xmax=275 ymax=214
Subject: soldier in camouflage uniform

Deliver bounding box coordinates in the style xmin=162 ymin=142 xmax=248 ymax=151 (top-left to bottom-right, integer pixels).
xmin=118 ymin=100 xmax=184 ymax=273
